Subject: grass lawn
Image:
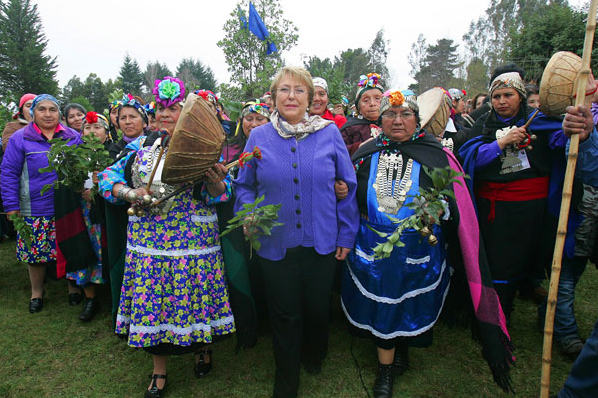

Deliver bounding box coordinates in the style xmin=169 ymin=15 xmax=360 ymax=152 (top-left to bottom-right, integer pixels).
xmin=0 ymin=239 xmax=596 ymax=398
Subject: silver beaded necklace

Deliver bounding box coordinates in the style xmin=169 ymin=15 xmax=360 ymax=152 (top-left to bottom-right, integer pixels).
xmin=373 ymin=151 xmax=413 ymax=214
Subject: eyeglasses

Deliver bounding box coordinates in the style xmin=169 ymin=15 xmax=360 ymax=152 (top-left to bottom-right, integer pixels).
xmin=382 ymin=111 xmax=415 ymax=120
xmin=276 ymin=87 xmax=307 ymax=97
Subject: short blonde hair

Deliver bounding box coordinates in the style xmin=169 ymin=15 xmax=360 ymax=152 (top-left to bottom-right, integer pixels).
xmin=270 ymin=66 xmax=314 ymax=107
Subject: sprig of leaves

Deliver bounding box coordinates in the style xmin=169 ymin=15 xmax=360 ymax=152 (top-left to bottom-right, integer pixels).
xmin=370 ymin=166 xmax=468 ymax=259
xmin=8 ymin=213 xmax=33 ymax=249
xmin=39 ymin=134 xmax=112 ymax=197
xmin=221 ymin=195 xmax=284 ymax=258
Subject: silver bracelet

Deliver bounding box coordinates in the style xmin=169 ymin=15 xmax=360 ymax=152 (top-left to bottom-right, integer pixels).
xmin=117 ymin=185 xmax=132 ymax=200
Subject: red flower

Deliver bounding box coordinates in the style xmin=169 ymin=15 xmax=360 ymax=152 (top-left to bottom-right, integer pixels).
xmin=252 ymin=147 xmax=262 ymax=159
xmin=85 ymin=112 xmax=98 ymax=124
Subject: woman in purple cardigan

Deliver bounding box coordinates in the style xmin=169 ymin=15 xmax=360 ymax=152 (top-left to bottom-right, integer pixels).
xmin=0 ymin=94 xmax=82 ymax=313
xmin=234 ymin=66 xmax=359 ymax=398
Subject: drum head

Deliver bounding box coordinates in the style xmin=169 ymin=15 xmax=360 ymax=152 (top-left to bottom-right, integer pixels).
xmin=540 ymin=51 xmax=583 ymax=118
xmin=417 ymin=88 xmax=450 ymax=136
xmin=162 ymin=93 xmax=226 ymax=185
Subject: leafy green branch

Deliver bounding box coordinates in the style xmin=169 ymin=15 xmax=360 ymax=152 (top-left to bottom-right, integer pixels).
xmin=39 ymin=134 xmax=112 ymax=197
xmin=221 ymin=195 xmax=284 ymax=258
xmin=8 ymin=213 xmax=33 ymax=249
xmin=370 ymin=166 xmax=468 ymax=259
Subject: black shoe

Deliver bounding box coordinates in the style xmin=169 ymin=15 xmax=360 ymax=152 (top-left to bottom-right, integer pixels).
xmin=393 ymin=344 xmax=409 ymax=376
xmin=29 ymin=297 xmax=43 ymax=313
xmin=194 ymin=349 xmax=212 ymax=377
xmin=78 ymin=297 xmax=98 ymax=321
xmin=69 ymin=292 xmax=83 ymax=306
xmin=373 ymin=363 xmax=394 ymax=398
xmin=144 ymin=374 xmax=167 ymax=398
xmin=557 ymin=336 xmax=584 ymax=357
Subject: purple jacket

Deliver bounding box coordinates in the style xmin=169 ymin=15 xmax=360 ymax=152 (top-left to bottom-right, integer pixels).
xmin=1 ymin=123 xmax=82 ymax=216
xmin=234 ymin=122 xmax=359 ymax=261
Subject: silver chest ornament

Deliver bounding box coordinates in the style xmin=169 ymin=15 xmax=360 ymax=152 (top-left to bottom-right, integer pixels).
xmin=131 ymin=138 xmax=178 ymax=215
xmin=373 ymin=152 xmax=414 ymax=214
xmin=495 ymin=126 xmax=526 ymax=174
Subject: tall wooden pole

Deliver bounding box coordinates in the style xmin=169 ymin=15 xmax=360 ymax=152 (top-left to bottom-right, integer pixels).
xmin=540 ymin=1 xmax=598 ymax=397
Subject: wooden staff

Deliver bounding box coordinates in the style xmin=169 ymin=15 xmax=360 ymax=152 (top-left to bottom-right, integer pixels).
xmin=540 ymin=1 xmax=598 ymax=396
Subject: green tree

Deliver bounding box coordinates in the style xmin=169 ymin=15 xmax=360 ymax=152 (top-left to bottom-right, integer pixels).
xmin=464 ymin=57 xmax=489 ymax=97
xmin=303 ymin=55 xmax=348 ymax=105
xmin=334 ymin=48 xmax=371 ymax=101
xmin=119 ymin=54 xmax=144 ymax=95
xmin=144 ymin=61 xmax=172 ymax=94
xmin=462 ymin=0 xmax=568 ymax=73
xmin=70 ymin=96 xmax=93 ymax=112
xmin=217 ymin=0 xmax=298 ymax=99
xmin=0 ymin=0 xmax=58 ymax=102
xmin=408 ymin=34 xmax=427 ymax=79
xmin=410 ymin=39 xmax=462 ymax=93
xmin=175 ymin=58 xmax=217 ymax=92
xmin=60 ymin=75 xmax=84 ymax=104
xmin=507 ymin=2 xmax=597 ymax=81
xmin=60 ymin=73 xmax=107 ymax=112
xmin=367 ymin=29 xmax=390 ymax=85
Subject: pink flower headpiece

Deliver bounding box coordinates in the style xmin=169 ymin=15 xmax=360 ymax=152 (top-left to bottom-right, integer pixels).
xmin=153 ymin=76 xmax=186 ymax=108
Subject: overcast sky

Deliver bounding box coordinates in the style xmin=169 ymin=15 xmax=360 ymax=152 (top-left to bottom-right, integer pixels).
xmin=35 ymin=0 xmax=587 ymax=92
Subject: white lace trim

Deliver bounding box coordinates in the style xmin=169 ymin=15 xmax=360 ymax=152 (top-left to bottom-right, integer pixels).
xmin=128 ymin=214 xmax=217 ymax=224
xmin=406 ymin=255 xmax=430 ymax=264
xmin=127 ymin=243 xmax=221 ymax=257
xmin=347 ymin=259 xmax=448 ymax=304
xmin=117 ymin=314 xmax=130 ymax=324
xmin=341 ymin=280 xmax=450 ymax=339
xmin=128 ymin=315 xmax=235 ymax=335
xmin=191 ymin=214 xmax=218 ymax=223
xmin=355 ymin=248 xmax=374 ymax=262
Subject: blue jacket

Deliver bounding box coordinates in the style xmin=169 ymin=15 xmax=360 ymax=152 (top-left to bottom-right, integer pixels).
xmin=569 ymin=128 xmax=598 ymax=187
xmin=0 ymin=123 xmax=81 ymax=216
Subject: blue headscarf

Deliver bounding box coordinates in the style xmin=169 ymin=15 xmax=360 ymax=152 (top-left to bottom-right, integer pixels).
xmin=30 ymin=94 xmax=60 ymax=118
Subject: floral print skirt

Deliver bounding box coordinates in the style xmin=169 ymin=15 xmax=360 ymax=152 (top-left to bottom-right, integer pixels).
xmin=16 ymin=216 xmax=56 ymax=264
xmin=115 ymin=191 xmax=235 ymax=348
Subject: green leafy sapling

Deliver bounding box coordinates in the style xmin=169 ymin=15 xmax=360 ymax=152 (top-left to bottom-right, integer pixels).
xmin=370 ymin=166 xmax=468 ymax=259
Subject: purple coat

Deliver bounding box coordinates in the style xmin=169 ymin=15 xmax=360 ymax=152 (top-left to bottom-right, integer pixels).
xmin=0 ymin=123 xmax=82 ymax=216
xmin=233 ymin=122 xmax=359 ymax=261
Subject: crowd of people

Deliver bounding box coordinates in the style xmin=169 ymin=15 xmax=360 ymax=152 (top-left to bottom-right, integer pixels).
xmin=1 ymin=61 xmax=598 ymax=398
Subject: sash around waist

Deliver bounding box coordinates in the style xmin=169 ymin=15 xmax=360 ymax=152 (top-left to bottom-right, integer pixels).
xmin=474 ymin=176 xmax=549 ymax=222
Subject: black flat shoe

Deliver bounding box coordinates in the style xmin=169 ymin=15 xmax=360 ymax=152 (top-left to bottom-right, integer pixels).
xmin=393 ymin=343 xmax=409 ymax=376
xmin=373 ymin=363 xmax=395 ymax=398
xmin=68 ymin=292 xmax=83 ymax=306
xmin=29 ymin=297 xmax=43 ymax=313
xmin=144 ymin=374 xmax=167 ymax=398
xmin=194 ymin=349 xmax=212 ymax=377
xmin=78 ymin=297 xmax=98 ymax=321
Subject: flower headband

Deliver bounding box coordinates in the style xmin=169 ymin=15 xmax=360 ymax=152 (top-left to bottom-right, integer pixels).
xmin=153 ymin=76 xmax=186 ymax=108
xmin=118 ymin=93 xmax=148 ymax=123
xmin=241 ymin=102 xmax=270 ymax=119
xmin=144 ymin=101 xmax=156 ymax=116
xmin=379 ymin=89 xmax=419 ymax=116
xmin=194 ymin=90 xmax=219 ymax=107
xmin=358 ymin=73 xmax=381 ymax=88
xmin=354 ymin=72 xmax=384 ymax=107
xmin=82 ymin=111 xmax=109 ymax=131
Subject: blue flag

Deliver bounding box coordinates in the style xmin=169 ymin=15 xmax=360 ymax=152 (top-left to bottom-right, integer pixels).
xmin=238 ymin=6 xmax=248 ymax=29
xmin=248 ymin=2 xmax=278 ymax=55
